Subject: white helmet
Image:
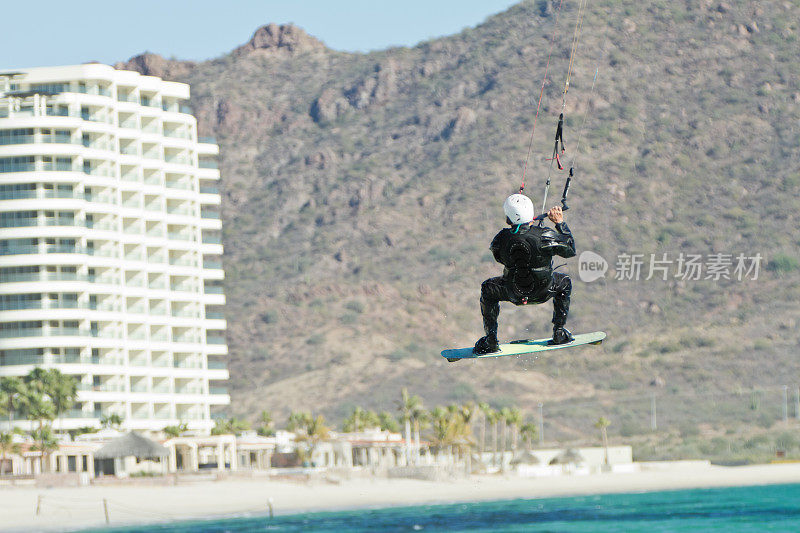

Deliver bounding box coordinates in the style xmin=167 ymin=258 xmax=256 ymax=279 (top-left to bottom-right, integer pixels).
xmin=503 ymin=194 xmax=534 ymax=224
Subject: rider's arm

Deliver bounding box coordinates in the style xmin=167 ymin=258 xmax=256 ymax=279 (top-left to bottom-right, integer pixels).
xmin=489 ymin=231 xmax=504 ymax=264
xmin=541 ymin=206 xmax=576 ymax=258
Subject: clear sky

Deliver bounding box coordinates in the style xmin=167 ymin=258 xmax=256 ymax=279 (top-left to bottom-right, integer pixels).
xmin=1 ymin=0 xmax=519 ymax=70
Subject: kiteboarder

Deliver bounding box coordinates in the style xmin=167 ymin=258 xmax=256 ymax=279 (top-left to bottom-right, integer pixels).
xmin=473 ymin=193 xmax=576 ymax=354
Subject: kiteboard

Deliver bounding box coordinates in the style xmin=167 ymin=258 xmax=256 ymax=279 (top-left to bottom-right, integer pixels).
xmin=441 ymin=331 xmax=606 ymax=362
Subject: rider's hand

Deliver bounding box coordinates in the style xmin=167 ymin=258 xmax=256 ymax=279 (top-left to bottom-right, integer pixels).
xmin=547 ymin=206 xmax=564 ymax=224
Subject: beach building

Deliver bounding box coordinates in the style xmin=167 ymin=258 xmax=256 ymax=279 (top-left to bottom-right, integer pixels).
xmin=0 ymin=64 xmax=229 ymax=433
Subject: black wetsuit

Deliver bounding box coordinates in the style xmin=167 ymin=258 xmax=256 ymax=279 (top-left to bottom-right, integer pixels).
xmin=480 ymin=222 xmax=576 ymax=339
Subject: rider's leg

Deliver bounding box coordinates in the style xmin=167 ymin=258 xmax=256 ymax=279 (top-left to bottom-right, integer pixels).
xmin=550 ymin=272 xmax=574 ymax=345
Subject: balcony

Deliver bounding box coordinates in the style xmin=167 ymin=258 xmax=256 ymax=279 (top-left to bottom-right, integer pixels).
xmin=207 ymin=361 xmax=227 ymax=370
xmin=0 ymin=301 xmax=84 ymax=312
xmin=171 ymin=310 xmax=198 ymax=318
xmin=61 ymin=409 xmax=93 ymax=419
xmin=164 ymin=155 xmax=190 ymax=165
xmin=200 ymin=211 xmax=220 ymax=220
xmin=206 ymin=336 xmax=226 ymax=345
xmin=205 ymin=312 xmax=225 ymax=320
xmin=168 ymin=232 xmax=193 ymax=241
xmin=82 ymin=383 xmax=126 ymax=393
xmin=117 ymin=92 xmax=138 ymax=104
xmin=121 ymin=171 xmax=141 ymax=182
xmin=164 ymin=130 xmax=190 ymax=139
xmin=176 ymin=386 xmax=203 ymax=395
xmin=0 ymin=245 xmax=39 ymax=256
xmin=174 ymin=359 xmax=202 ymax=369
xmin=165 ymin=181 xmax=192 ymax=191
xmin=0 ymin=190 xmax=37 ymax=200
xmin=210 ymin=387 xmax=228 ymax=395
xmin=169 ymin=257 xmax=196 ymax=267
xmin=43 ymin=217 xmax=76 ymax=227
xmin=167 ymin=206 xmax=193 ymax=216
xmin=0 ymin=218 xmax=37 ymax=228
xmin=199 ymin=186 xmax=219 ymax=195
xmin=198 ymin=160 xmax=218 ymax=169
xmin=198 ymin=137 xmax=216 ymax=144
xmin=86 ymin=220 xmax=117 ymax=231
xmin=0 ymin=272 xmax=98 ymax=284
xmin=0 ymin=352 xmax=124 ymax=364
xmin=121 ymin=199 xmax=141 ymax=209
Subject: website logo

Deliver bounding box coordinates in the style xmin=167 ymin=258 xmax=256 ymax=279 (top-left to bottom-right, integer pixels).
xmin=578 ymin=251 xmax=608 ymax=283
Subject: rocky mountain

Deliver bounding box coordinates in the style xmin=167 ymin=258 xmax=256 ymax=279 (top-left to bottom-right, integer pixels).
xmin=117 ymin=0 xmax=800 ymax=442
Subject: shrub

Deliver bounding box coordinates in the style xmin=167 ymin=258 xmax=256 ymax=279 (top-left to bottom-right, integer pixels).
xmin=345 ymin=300 xmax=365 ymax=313
xmin=767 ymin=254 xmax=799 ymax=274
xmin=306 ymin=333 xmax=325 ymax=345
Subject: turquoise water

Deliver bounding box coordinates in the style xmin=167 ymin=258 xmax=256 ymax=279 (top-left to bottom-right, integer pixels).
xmin=90 ymin=483 xmax=800 ymax=532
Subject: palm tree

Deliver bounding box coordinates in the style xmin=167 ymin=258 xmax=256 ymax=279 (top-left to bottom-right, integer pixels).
xmin=343 ymin=406 xmax=366 ymax=432
xmin=0 ymin=377 xmax=25 ymax=426
xmin=478 ymin=402 xmax=491 ymax=455
xmin=412 ymin=407 xmax=429 ymax=464
xmin=49 ymin=371 xmax=78 ymax=432
xmin=363 ymin=409 xmax=380 ymax=429
xmin=595 ymin=416 xmax=611 ymax=465
xmin=296 ymin=414 xmax=330 ymax=466
xmin=458 ymin=403 xmax=476 ymax=474
xmin=486 ymin=408 xmax=499 ymax=467
xmin=30 ymin=425 xmax=58 ymax=471
xmin=287 ymin=411 xmax=312 ymax=433
xmin=0 ymin=430 xmax=21 ymax=475
xmin=163 ymin=422 xmax=188 ymax=438
xmin=499 ymin=407 xmax=511 ymax=450
xmin=429 ymin=406 xmax=452 ymax=457
xmin=520 ymin=423 xmax=538 ymax=451
xmin=100 ymin=413 xmax=124 ymax=430
xmin=397 ymin=388 xmax=420 ymax=464
xmin=211 ymin=417 xmax=251 ymax=436
xmin=378 ymin=411 xmax=400 ymax=433
xmin=257 ymin=410 xmax=274 ymax=436
xmin=498 ymin=407 xmax=513 ymax=471
xmin=506 ymin=407 xmax=522 ymax=452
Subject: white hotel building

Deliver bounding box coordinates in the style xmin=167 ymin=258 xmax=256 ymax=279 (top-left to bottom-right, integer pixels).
xmin=0 ymin=64 xmax=229 ymax=432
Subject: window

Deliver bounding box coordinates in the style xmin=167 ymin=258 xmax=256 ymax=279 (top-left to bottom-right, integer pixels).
xmin=0 ymin=294 xmax=42 ymax=311
xmin=0 ymin=211 xmax=37 ymax=228
xmin=0 ymin=183 xmax=36 ymax=200
xmin=0 ymin=156 xmax=35 ymax=173
xmin=30 ymin=82 xmax=70 ymax=94
xmin=0 ymin=347 xmax=44 ymax=366
xmin=45 ymin=105 xmax=69 ymax=117
xmin=0 ymin=129 xmax=34 ymax=145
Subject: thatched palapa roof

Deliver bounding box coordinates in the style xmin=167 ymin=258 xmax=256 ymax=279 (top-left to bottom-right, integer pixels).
xmin=510 ymin=450 xmax=541 ymax=466
xmin=94 ymin=431 xmax=169 ymax=459
xmin=549 ymin=448 xmax=585 ymax=465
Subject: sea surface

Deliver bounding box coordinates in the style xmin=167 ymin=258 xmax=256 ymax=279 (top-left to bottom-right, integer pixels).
xmin=88 ymin=483 xmax=800 ymax=532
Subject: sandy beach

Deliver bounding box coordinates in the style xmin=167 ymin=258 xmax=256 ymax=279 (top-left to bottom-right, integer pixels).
xmin=3 ymin=462 xmax=800 ymax=532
